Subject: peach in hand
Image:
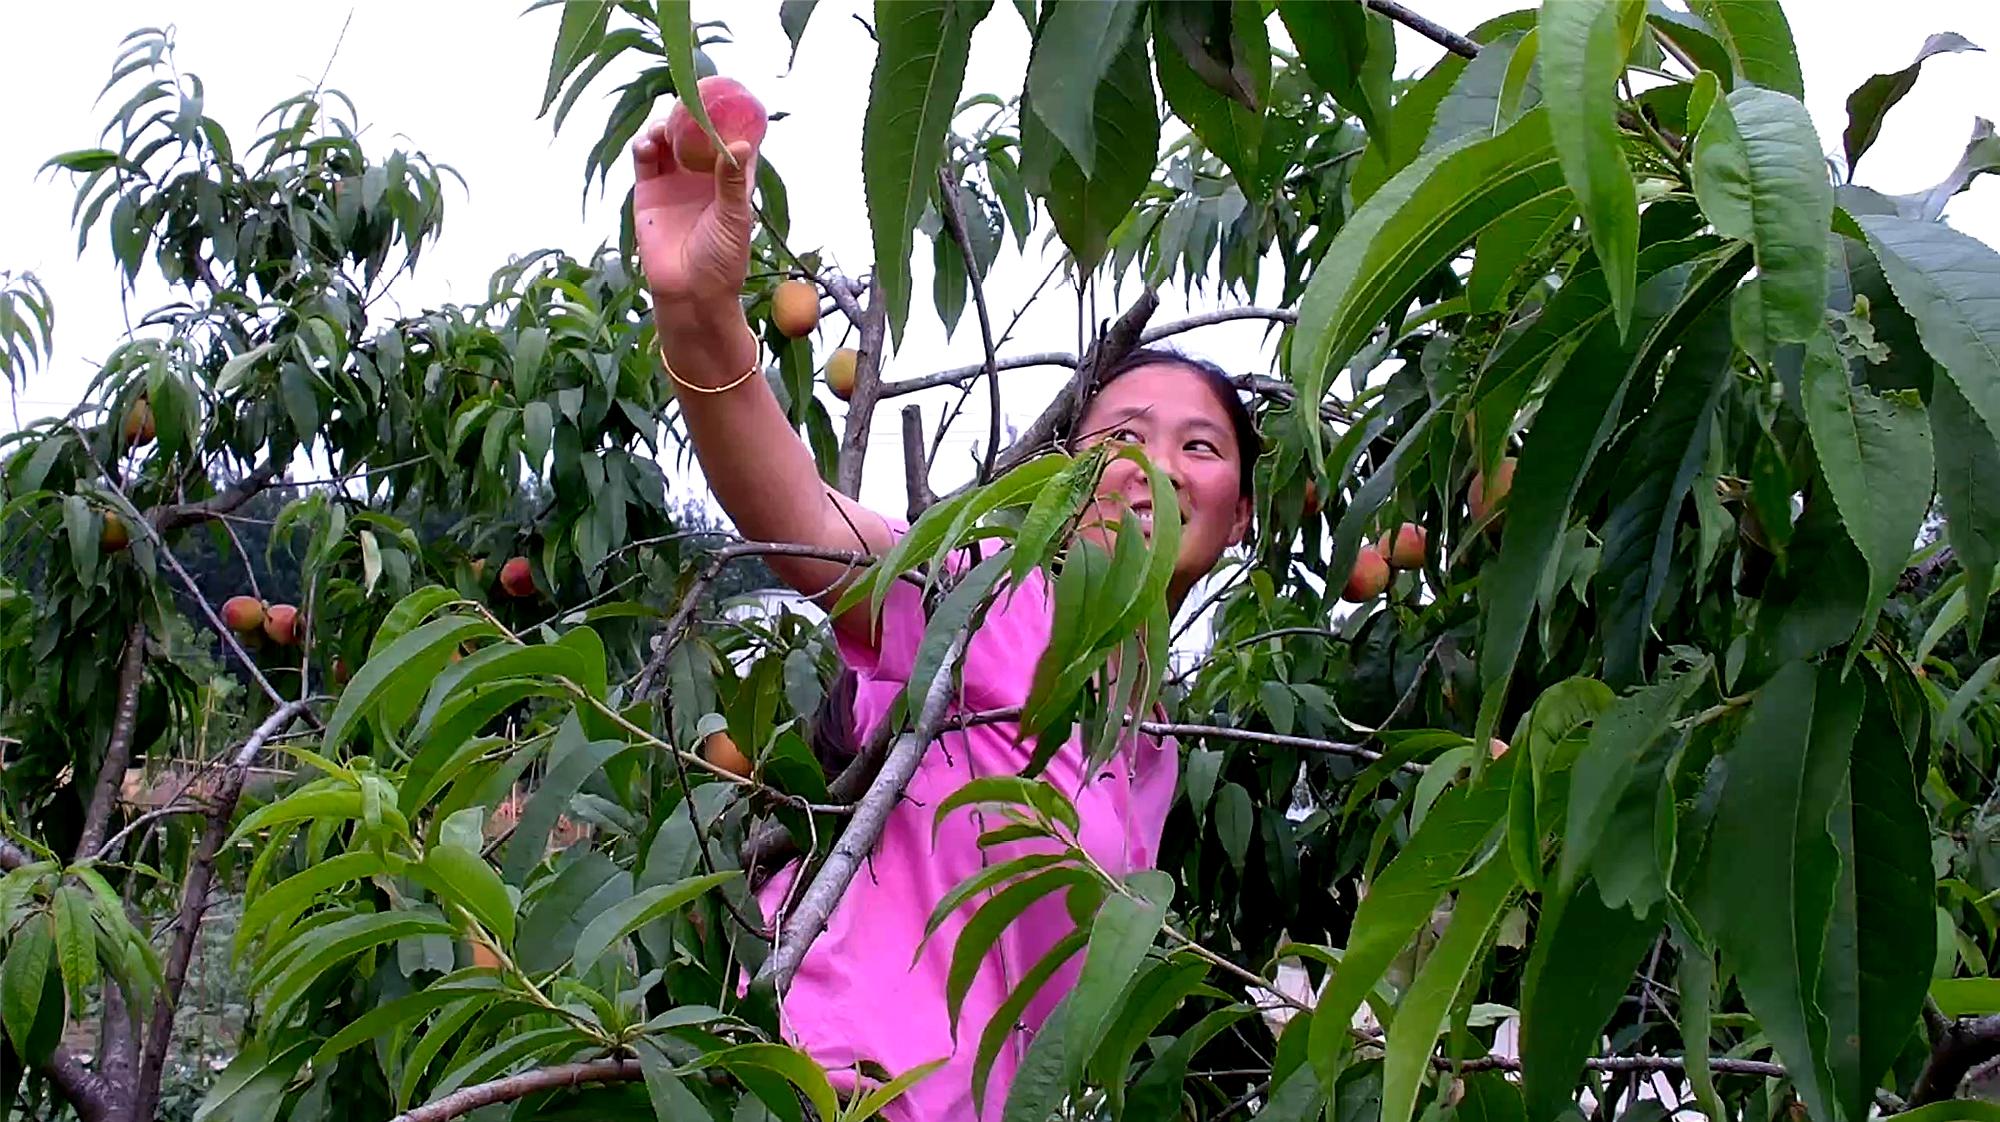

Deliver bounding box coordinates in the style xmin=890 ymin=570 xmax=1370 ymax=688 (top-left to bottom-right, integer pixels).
xmin=666 ymin=76 xmax=769 ymax=174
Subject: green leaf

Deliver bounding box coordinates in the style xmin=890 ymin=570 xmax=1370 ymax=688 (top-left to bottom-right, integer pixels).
xmin=972 ymin=927 xmax=1089 ymax=1112
xmin=1381 ymin=854 xmax=1517 ymax=1122
xmin=1837 ymin=675 xmax=1936 ymax=1116
xmin=1673 ymin=924 xmax=1727 ymax=1121
xmin=657 ymin=1 xmax=725 ymax=159
xmin=1695 ymin=661 xmax=1850 ymax=1122
xmin=1689 ymin=0 xmax=1804 ymax=99
xmin=254 ymin=911 xmax=455 ymax=1029
xmin=419 ymin=846 xmax=516 ymax=947
xmin=863 ymin=0 xmax=992 ymax=346
xmin=1597 ymin=304 xmax=1733 ymax=685
xmin=1800 ymin=330 xmax=1933 ymax=649
xmin=1088 ymin=955 xmax=1209 ymax=1104
xmin=1519 ymin=878 xmax=1661 ymax=1119
xmin=1216 ymin=781 xmax=1252 ymax=874
xmin=905 ymin=548 xmax=1011 ymax=716
xmin=62 ymin=495 xmax=97 ymax=587
xmin=1933 ymin=978 xmax=2000 ymax=1018
xmin=1857 ymin=213 xmax=2000 ymax=464
xmin=501 ymin=720 xmax=627 ymax=884
xmin=310 ymin=976 xmax=505 ymax=1066
xmin=50 ymin=887 xmax=96 ymax=1011
xmin=1 ymin=912 xmax=53 ymax=1063
xmin=540 ymin=0 xmax=612 ymax=114
xmin=1427 ymin=33 xmax=1532 ymax=152
xmin=1540 ymin=0 xmax=1642 ymax=333
xmin=922 ymin=852 xmax=1071 ymax=941
xmin=1895 ymin=1105 xmax=2000 ymax=1122
xmin=700 ymin=1042 xmax=841 ymax=1122
xmin=945 ymin=865 xmax=1096 ymax=1033
xmin=1025 ymin=0 xmax=1141 ymax=175
xmin=843 ymin=1056 xmax=950 ymax=1122
xmin=324 ymin=615 xmax=499 ymax=753
xmin=570 ymin=870 xmax=738 ymax=974
xmin=1468 ymin=193 xmax=1573 ymax=314
xmin=778 ymin=0 xmax=818 ymax=67
xmin=194 ymin=1037 xmax=315 ymax=1122
xmin=1307 ymin=752 xmax=1519 ymax=1078
xmin=1843 ymin=32 xmax=1981 ymax=173
xmin=1020 ymin=10 xmax=1158 ymax=272
xmin=1560 ymin=660 xmax=1709 ymax=897
xmin=1003 ymin=871 xmax=1171 ymax=1122
xmin=1289 ymin=108 xmax=1568 ymax=452
xmin=1479 ymin=248 xmax=1749 ymax=735
xmin=1932 ymin=372 xmax=2000 ymax=646
xmin=1278 ymin=0 xmax=1394 ymax=153
xmin=370 ymin=586 xmax=461 ymax=658
xmin=1153 ymin=2 xmax=1269 ymax=195
xmin=1691 ymin=87 xmax=1832 ymax=349
xmin=395 ymin=992 xmax=495 ymax=1109
xmin=224 ymin=785 xmax=367 ymax=850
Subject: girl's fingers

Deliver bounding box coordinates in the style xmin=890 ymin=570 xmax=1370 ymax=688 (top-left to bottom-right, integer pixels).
xmin=632 ymin=118 xmax=678 ymax=179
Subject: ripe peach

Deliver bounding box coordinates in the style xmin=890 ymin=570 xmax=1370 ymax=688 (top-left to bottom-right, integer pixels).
xmin=99 ymin=511 xmax=130 ymax=553
xmin=263 ymin=603 xmax=301 ymax=646
xmin=222 ymin=596 xmax=265 ymax=633
xmin=1488 ymin=738 xmax=1510 ymax=759
xmin=772 ymin=279 xmax=820 ymax=338
xmin=122 ymin=396 xmax=155 ymax=446
xmin=1340 ymin=544 xmax=1391 ymax=603
xmin=1469 ymin=457 xmax=1517 ymax=524
xmin=666 ymin=76 xmax=769 ymax=174
xmin=499 ymin=556 xmax=535 ymax=599
xmin=1376 ymin=523 xmax=1427 ymax=570
xmin=826 ymin=347 xmax=858 ymax=401
xmin=703 ymin=731 xmax=752 ymax=778
xmin=332 ymin=657 xmax=351 ymax=686
xmin=1302 ymin=479 xmax=1321 ymax=519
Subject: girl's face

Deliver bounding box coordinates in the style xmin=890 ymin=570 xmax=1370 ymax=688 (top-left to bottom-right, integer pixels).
xmin=1075 ymin=362 xmax=1253 ymax=607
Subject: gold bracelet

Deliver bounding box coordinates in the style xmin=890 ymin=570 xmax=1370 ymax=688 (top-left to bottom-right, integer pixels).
xmin=661 ymin=347 xmax=761 ymax=395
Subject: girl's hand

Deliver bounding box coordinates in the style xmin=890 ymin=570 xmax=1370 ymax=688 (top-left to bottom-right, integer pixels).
xmin=631 ymin=124 xmax=758 ymax=313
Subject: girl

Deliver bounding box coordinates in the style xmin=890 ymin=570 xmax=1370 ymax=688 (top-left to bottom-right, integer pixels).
xmin=630 ymin=107 xmax=1258 ymax=1119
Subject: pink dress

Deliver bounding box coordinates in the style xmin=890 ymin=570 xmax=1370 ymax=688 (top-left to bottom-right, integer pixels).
xmin=753 ymin=546 xmax=1179 ymax=1120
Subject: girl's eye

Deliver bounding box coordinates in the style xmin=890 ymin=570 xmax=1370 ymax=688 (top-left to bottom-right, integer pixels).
xmin=1111 ymin=427 xmax=1143 ymax=443
xmin=1187 ymin=438 xmax=1220 ymax=455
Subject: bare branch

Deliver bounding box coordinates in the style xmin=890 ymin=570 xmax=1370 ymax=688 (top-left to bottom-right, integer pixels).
xmin=1364 ymin=0 xmax=1480 ymax=59
xmin=629 ymin=540 xmax=875 ymax=700
xmin=1913 ymin=1015 xmax=2000 ymax=1106
xmin=150 ymin=460 xmax=280 ymax=534
xmin=1140 ymin=306 xmax=1298 ymax=341
xmin=936 ymin=166 xmax=1004 ymax=484
xmin=980 ymin=287 xmax=1160 ymax=488
xmin=759 ymin=630 xmax=970 ymax=991
xmin=878 ymin=351 xmax=1079 ymax=398
xmin=75 ymin=621 xmax=147 ymax=860
xmin=900 ymin=404 xmax=935 ymax=520
xmin=834 ymin=275 xmax=889 ymax=498
xmin=947 ymin=707 xmax=1412 ymax=771
xmin=93 ymin=802 xmax=203 ymax=863
xmin=132 ymin=698 xmax=313 ymax=1120
xmin=390 ymin=1058 xmax=642 ymax=1122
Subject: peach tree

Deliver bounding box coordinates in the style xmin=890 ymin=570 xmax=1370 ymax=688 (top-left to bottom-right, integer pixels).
xmin=3 ymin=2 xmax=2000 ymax=1121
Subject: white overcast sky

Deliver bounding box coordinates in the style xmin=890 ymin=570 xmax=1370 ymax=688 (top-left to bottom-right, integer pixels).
xmin=5 ymin=1 xmax=2000 ymax=520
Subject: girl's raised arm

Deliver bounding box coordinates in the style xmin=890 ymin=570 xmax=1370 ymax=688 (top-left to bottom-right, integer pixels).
xmin=630 ymin=86 xmax=893 ymax=635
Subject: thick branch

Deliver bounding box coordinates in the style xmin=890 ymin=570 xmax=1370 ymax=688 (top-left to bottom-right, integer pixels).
xmin=131 ymin=699 xmax=312 ymax=1121
xmin=758 ymin=631 xmax=969 ymax=991
xmin=983 ymin=288 xmax=1160 ymax=486
xmin=1139 ymin=306 xmax=1297 ymax=341
xmin=149 ymin=460 xmax=280 ymax=534
xmin=75 ymin=621 xmax=147 ymax=860
xmin=936 ymin=167 xmax=1004 ymax=484
xmin=834 ymin=276 xmax=888 ymax=499
xmin=391 ymin=1059 xmax=641 ymax=1122
xmin=1364 ymin=0 xmax=1480 ymax=59
xmin=1913 ymin=1015 xmax=2000 ymax=1105
xmin=900 ymin=404 xmax=935 ymax=520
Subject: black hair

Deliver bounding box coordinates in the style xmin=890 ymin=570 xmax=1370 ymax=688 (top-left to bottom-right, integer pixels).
xmin=1070 ymin=345 xmax=1261 ymax=499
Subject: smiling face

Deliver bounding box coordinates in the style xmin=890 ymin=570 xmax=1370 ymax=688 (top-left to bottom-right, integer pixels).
xmin=1074 ymin=361 xmax=1254 ymax=608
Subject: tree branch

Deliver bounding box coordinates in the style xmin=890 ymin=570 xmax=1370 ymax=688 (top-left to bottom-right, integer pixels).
xmin=834 ymin=275 xmax=888 ymax=499
xmin=979 ymin=287 xmax=1160 ymax=488
xmin=758 ymin=630 xmax=970 ymax=991
xmin=390 ymin=1058 xmax=642 ymax=1122
xmin=149 ymin=460 xmax=280 ymax=534
xmin=947 ymin=707 xmax=1414 ymax=771
xmin=1364 ymin=0 xmax=1480 ymax=59
xmin=878 ymin=351 xmax=1079 ymax=399
xmin=1913 ymin=1015 xmax=2000 ymax=1105
xmin=131 ymin=698 xmax=313 ymax=1121
xmin=75 ymin=621 xmax=147 ymax=860
xmin=900 ymin=404 xmax=935 ymax=520
xmin=936 ymin=166 xmax=1004 ymax=484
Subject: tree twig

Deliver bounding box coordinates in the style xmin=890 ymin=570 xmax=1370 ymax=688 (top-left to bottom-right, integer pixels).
xmin=834 ymin=275 xmax=888 ymax=499
xmin=131 ymin=698 xmax=313 ymax=1120
xmin=900 ymin=403 xmax=935 ymax=520
xmin=946 ymin=707 xmax=1411 ymax=771
xmin=758 ymin=631 xmax=970 ymax=991
xmin=936 ymin=166 xmax=1004 ymax=484
xmin=92 ymin=802 xmax=203 ymax=864
xmin=75 ymin=621 xmax=147 ymax=860
xmin=1912 ymin=1014 xmax=2000 ymax=1105
xmin=1365 ymin=0 xmax=1480 ymax=59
